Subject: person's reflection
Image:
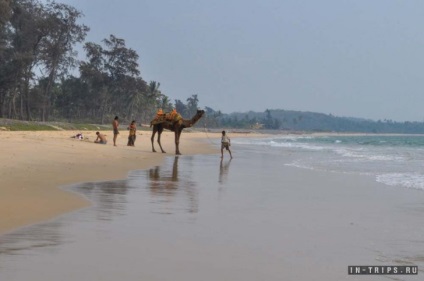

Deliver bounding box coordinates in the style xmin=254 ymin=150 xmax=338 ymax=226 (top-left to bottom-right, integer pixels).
xmin=148 ymin=156 xmax=198 ymax=213
xmin=219 ymin=158 xmax=232 ymax=184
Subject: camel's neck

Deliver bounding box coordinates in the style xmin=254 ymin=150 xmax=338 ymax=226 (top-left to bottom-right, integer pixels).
xmin=182 ymin=113 xmax=203 ymax=128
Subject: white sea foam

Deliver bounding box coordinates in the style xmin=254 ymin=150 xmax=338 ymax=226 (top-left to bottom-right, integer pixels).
xmin=236 ymin=137 xmax=406 ymax=162
xmin=284 ymin=162 xmax=315 ymax=170
xmin=333 ymin=147 xmax=405 ymax=161
xmin=235 ymin=136 xmax=424 ymax=191
xmin=376 ymin=173 xmax=424 ymax=190
xmin=233 ymin=138 xmax=328 ymax=151
xmin=268 ymin=141 xmax=327 ymax=151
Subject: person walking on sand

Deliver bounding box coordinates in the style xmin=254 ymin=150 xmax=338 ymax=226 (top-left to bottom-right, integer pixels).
xmin=112 ymin=116 xmax=119 ymax=146
xmin=221 ymin=130 xmax=233 ymax=159
xmin=94 ymin=132 xmax=107 ymax=144
xmin=127 ymin=120 xmax=137 ymax=146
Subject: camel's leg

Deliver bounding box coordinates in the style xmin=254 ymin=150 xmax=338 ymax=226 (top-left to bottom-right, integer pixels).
xmin=157 ymin=127 xmax=166 ymax=153
xmin=151 ymin=126 xmax=157 ymax=152
xmin=175 ymin=129 xmax=182 ymax=155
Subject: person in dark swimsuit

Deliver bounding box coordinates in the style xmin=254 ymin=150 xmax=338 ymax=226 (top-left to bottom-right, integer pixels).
xmin=112 ymin=116 xmax=119 ymax=146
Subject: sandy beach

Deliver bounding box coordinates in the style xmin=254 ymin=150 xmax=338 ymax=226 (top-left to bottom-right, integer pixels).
xmin=1 ymin=132 xmax=423 ymax=280
xmin=0 ymin=129 xmax=225 ymax=234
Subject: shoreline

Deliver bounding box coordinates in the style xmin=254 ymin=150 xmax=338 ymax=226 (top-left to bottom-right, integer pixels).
xmin=0 ymin=130 xmax=265 ymax=235
xmin=0 ymin=130 xmax=214 ymax=235
xmin=2 ymin=132 xmax=424 ymax=280
xmin=2 ymin=143 xmax=423 ymax=280
xmin=3 ymin=129 xmax=387 ymax=235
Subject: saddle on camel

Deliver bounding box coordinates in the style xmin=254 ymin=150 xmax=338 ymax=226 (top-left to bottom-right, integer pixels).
xmin=151 ymin=109 xmax=182 ymax=126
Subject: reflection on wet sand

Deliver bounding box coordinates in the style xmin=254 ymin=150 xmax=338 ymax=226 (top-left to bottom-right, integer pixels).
xmin=73 ymin=180 xmax=130 ymax=220
xmin=0 ymin=157 xmax=200 ymax=267
xmin=219 ymin=159 xmax=232 ymax=184
xmin=0 ymin=221 xmax=64 ymax=256
xmin=0 ymin=180 xmax=131 ymax=257
xmin=1 ymin=153 xmax=424 ymax=281
xmin=149 ymin=156 xmax=180 ymax=190
xmin=0 ymin=156 xmax=205 ymax=281
xmin=147 ymin=156 xmax=199 ymax=214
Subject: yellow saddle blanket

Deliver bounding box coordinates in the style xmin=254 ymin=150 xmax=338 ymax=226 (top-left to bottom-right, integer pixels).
xmin=151 ymin=113 xmax=182 ymax=125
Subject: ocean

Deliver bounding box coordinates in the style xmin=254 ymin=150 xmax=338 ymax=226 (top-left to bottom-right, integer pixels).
xmin=0 ymin=134 xmax=423 ymax=280
xmin=233 ymin=134 xmax=424 ymax=191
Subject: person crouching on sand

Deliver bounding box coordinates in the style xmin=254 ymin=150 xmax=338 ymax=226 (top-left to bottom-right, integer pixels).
xmin=94 ymin=132 xmax=107 ymax=144
xmin=221 ymin=130 xmax=233 ymax=159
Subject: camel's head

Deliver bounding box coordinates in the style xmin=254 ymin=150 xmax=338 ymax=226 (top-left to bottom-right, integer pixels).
xmin=197 ymin=109 xmax=205 ymax=117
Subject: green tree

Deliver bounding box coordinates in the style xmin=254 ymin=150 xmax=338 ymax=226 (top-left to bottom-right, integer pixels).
xmin=37 ymin=1 xmax=88 ymax=121
xmin=56 ymin=76 xmax=90 ymax=121
xmin=203 ymin=106 xmax=222 ymax=127
xmin=160 ymin=95 xmax=173 ymax=112
xmin=0 ymin=0 xmax=11 ymax=27
xmin=125 ymin=77 xmax=147 ymax=122
xmin=175 ymin=99 xmax=187 ymax=116
xmin=1 ymin=0 xmax=47 ymax=119
xmin=186 ymin=94 xmax=199 ymax=117
xmin=79 ymin=42 xmax=110 ymax=123
xmin=0 ymin=0 xmax=11 ymax=67
xmin=0 ymin=1 xmax=176 ymax=125
xmin=80 ymin=36 xmax=145 ymax=123
xmin=101 ymin=35 xmax=141 ymax=121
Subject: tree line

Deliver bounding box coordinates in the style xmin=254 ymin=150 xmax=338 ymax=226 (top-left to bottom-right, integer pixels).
xmin=0 ymin=0 xmax=204 ymax=124
xmin=2 ymin=1 xmax=423 ymax=133
xmin=213 ymin=109 xmax=424 ymax=134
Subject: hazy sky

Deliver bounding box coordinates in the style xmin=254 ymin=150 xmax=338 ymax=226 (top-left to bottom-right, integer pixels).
xmin=56 ymin=0 xmax=424 ymax=121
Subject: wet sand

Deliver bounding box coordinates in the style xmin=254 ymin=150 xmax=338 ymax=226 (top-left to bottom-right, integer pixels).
xmin=1 ymin=146 xmax=423 ymax=280
xmin=0 ymin=129 xmax=232 ymax=234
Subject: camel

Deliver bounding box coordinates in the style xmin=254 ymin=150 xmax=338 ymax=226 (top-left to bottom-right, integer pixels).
xmin=150 ymin=109 xmax=205 ymax=155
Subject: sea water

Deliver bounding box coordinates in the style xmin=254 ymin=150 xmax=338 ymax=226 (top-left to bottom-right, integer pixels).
xmin=0 ymin=155 xmax=296 ymax=280
xmin=233 ymin=134 xmax=424 ymax=191
xmin=1 ymin=134 xmax=423 ymax=281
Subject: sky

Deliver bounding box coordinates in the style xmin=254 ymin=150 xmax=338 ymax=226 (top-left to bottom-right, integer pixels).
xmin=53 ymin=0 xmax=424 ymax=121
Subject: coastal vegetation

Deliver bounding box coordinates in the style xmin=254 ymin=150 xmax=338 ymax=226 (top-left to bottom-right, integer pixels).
xmin=0 ymin=0 xmax=177 ymax=124
xmin=213 ymin=109 xmax=424 ymax=134
xmin=2 ymin=0 xmax=424 ymax=134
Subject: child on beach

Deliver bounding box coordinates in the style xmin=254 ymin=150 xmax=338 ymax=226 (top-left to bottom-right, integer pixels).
xmin=221 ymin=131 xmax=233 ymax=159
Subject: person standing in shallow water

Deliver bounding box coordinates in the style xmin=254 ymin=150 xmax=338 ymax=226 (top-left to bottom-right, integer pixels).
xmin=221 ymin=130 xmax=233 ymax=159
xmin=112 ymin=116 xmax=119 ymax=146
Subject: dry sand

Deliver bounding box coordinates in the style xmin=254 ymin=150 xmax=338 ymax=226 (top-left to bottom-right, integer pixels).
xmin=0 ymin=129 xmax=264 ymax=235
xmin=1 ymin=131 xmax=423 ymax=280
xmin=0 ymin=129 xmax=225 ymax=235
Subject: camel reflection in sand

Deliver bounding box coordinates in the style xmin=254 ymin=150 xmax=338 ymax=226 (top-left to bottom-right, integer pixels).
xmin=148 ymin=156 xmax=198 ymax=214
